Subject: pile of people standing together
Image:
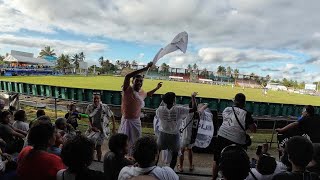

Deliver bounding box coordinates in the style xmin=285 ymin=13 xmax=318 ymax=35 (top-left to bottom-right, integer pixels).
xmin=1 ymin=61 xmax=320 ymax=180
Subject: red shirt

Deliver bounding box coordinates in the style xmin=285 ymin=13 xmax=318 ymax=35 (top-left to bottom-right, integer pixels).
xmin=17 ymin=146 xmax=65 ymax=180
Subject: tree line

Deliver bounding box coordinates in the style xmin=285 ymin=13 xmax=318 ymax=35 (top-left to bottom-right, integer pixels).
xmin=1 ymin=46 xmax=317 ymax=89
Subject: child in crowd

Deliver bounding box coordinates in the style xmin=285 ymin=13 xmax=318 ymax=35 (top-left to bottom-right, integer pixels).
xmin=65 ymin=103 xmax=81 ymax=130
xmin=178 ymin=102 xmax=209 ymax=172
xmin=55 ymin=117 xmax=76 ymax=142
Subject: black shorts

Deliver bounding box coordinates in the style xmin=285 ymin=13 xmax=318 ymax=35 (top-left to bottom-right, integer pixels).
xmin=213 ymin=136 xmax=246 ymax=164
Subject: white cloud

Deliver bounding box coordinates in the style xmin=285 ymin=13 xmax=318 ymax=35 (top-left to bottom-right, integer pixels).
xmin=198 ymin=48 xmax=294 ymax=63
xmin=0 ymin=34 xmax=106 ymax=55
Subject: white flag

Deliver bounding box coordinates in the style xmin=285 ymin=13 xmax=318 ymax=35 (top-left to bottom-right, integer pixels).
xmin=152 ymin=31 xmax=188 ymax=65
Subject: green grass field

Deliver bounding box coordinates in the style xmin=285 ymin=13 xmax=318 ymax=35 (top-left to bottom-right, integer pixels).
xmin=2 ymin=75 xmax=320 ymax=105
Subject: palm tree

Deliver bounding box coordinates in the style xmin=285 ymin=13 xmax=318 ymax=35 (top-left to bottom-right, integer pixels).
xmin=56 ymin=54 xmax=71 ymax=74
xmin=131 ymin=60 xmax=138 ymax=69
xmin=160 ymin=63 xmax=170 ymax=76
xmin=234 ymin=69 xmax=240 ymax=79
xmin=39 ymin=46 xmax=56 ymax=57
xmin=217 ymin=65 xmax=225 ymax=76
xmin=226 ymin=66 xmax=233 ymax=77
xmin=187 ymin=64 xmax=192 ymax=73
xmin=79 ymin=52 xmax=85 ymax=61
xmin=201 ymin=68 xmax=209 ymax=78
xmin=193 ymin=63 xmax=198 ymax=71
xmin=72 ymin=54 xmax=80 ymax=70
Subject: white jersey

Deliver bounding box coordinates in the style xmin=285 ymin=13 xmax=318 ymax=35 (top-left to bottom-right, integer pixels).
xmin=156 ymin=105 xmax=189 ymax=134
xmin=218 ymin=106 xmax=249 ymax=145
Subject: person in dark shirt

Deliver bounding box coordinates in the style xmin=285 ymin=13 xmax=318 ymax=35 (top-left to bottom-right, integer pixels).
xmin=276 ymin=105 xmax=320 ymax=143
xmin=103 ymin=133 xmax=134 ymax=180
xmin=273 ymin=136 xmax=319 ymax=180
xmin=65 ymin=103 xmax=81 ymax=130
xmin=57 ymin=135 xmax=105 ymax=180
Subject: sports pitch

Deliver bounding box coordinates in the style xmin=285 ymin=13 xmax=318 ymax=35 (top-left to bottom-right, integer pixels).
xmin=1 ymin=75 xmax=320 ymax=106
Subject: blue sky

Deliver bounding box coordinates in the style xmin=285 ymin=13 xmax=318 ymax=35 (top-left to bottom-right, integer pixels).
xmin=0 ymin=0 xmax=320 ymax=82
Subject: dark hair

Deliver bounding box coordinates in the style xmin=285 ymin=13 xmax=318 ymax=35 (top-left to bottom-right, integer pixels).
xmin=14 ymin=110 xmax=26 ymax=122
xmin=35 ymin=115 xmax=51 ymax=125
xmin=28 ymin=123 xmax=55 ymax=149
xmin=61 ymin=135 xmax=95 ymax=173
xmin=162 ymin=92 xmax=176 ymax=105
xmin=0 ymin=111 xmax=11 ymax=123
xmin=305 ymin=105 xmax=315 ymax=116
xmin=133 ymin=136 xmax=158 ymax=168
xmin=234 ymin=93 xmax=246 ymax=107
xmin=133 ymin=74 xmax=144 ymax=80
xmin=219 ymin=145 xmax=250 ymax=180
xmin=286 ymin=136 xmax=313 ymax=168
xmin=36 ymin=109 xmax=45 ymax=118
xmin=55 ymin=117 xmax=67 ymax=128
xmin=108 ymin=133 xmax=128 ymax=156
xmin=68 ymin=104 xmax=76 ymax=110
xmin=257 ymin=154 xmax=277 ymax=175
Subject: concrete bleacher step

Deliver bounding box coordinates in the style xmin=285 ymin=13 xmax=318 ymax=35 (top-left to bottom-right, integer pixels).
xmin=89 ymin=161 xmax=212 ymax=179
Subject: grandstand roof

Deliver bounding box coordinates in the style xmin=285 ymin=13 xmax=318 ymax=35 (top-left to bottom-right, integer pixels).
xmin=3 ymin=54 xmax=53 ymax=66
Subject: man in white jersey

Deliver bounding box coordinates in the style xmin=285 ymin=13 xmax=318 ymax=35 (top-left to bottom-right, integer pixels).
xmin=212 ymin=93 xmax=257 ymax=179
xmin=156 ymin=92 xmax=197 ymax=170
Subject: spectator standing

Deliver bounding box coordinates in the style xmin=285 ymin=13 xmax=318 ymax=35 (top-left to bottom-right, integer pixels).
xmin=179 ymin=103 xmax=209 ymax=172
xmin=213 ymin=93 xmax=257 ymax=179
xmin=118 ymin=136 xmax=178 ymax=180
xmin=85 ymin=93 xmax=116 ymax=161
xmin=103 ymin=133 xmax=134 ymax=180
xmin=119 ymin=62 xmax=162 ymax=155
xmin=156 ymin=92 xmax=197 ymax=169
xmin=56 ymin=135 xmax=105 ymax=180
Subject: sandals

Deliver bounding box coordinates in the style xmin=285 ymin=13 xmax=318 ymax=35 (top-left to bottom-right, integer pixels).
xmin=189 ymin=164 xmax=194 ymax=171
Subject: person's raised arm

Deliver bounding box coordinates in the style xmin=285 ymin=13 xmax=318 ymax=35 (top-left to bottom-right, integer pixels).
xmin=199 ymin=103 xmax=208 ymax=113
xmin=123 ymin=62 xmax=153 ymax=91
xmin=189 ymin=92 xmax=198 ymax=113
xmin=147 ymin=82 xmax=162 ymax=97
